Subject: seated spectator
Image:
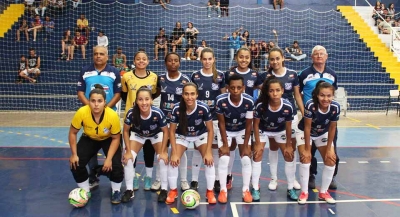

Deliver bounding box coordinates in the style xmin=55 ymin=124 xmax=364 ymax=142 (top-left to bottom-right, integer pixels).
xmin=249 ymin=39 xmax=260 ymax=70
xmin=112 ymin=47 xmax=127 ymax=71
xmin=154 ymin=27 xmax=168 ymax=60
xmin=170 ymin=22 xmax=186 ymax=52
xmin=207 ymin=0 xmax=221 ymax=18
xmin=376 ymin=9 xmax=389 ymax=26
xmin=183 ymin=39 xmax=198 ymax=60
xmin=48 ymin=0 xmax=66 ymax=14
xmin=372 ymin=1 xmax=382 ymax=25
xmin=42 ymin=16 xmax=54 ymax=41
xmin=61 ymin=29 xmax=74 ymax=60
xmin=273 ymin=0 xmax=284 ymax=10
xmin=76 ymin=13 xmax=90 ymax=38
xmin=220 ymin=0 xmax=229 ymax=17
xmin=28 ymin=15 xmax=43 ymax=42
xmin=16 ymin=19 xmax=29 ymax=42
xmin=388 ymin=3 xmax=395 ymax=18
xmin=72 ymin=0 xmax=81 ymax=9
xmin=24 ymin=0 xmax=35 ymax=16
xmin=158 ymin=0 xmax=168 ymax=10
xmin=185 ymin=22 xmax=199 ymax=44
xmin=196 ymin=40 xmax=207 ymax=59
xmin=72 ymin=31 xmax=88 ymax=59
xmin=285 ymin=40 xmax=307 ymax=61
xmin=268 ymin=29 xmax=279 ymax=48
xmin=378 ymin=16 xmax=393 ymax=34
xmin=35 ymin=0 xmax=49 ymax=17
xmin=16 ymin=55 xmax=28 ymax=83
xmin=27 ymin=48 xmax=41 ymax=82
xmin=97 ymin=30 xmax=108 ymax=47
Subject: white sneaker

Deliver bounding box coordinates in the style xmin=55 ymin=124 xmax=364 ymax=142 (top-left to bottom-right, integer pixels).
xmin=293 ymin=180 xmax=301 ymax=190
xmin=207 ymin=15 xmax=211 ymax=18
xmin=186 ymin=57 xmax=191 ymax=60
xmin=218 ymin=15 xmax=221 ymax=17
xmin=196 ymin=57 xmax=200 ymax=61
xmin=151 ymin=180 xmax=161 ymax=191
xmin=181 ymin=181 xmax=190 ymax=191
xmin=181 ymin=57 xmax=186 ymax=60
xmin=268 ymin=179 xmax=278 ymax=191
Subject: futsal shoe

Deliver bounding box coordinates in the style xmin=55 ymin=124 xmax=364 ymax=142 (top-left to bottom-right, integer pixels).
xmin=251 ymin=188 xmax=260 ymax=201
xmin=121 ymin=190 xmax=134 ymax=203
xmin=190 ymin=181 xmax=199 ymax=190
xmin=158 ymin=189 xmax=168 ymax=202
xmin=242 ymin=190 xmax=253 ymax=203
xmin=318 ymin=192 xmax=336 ymax=204
xmin=329 ymin=177 xmax=337 ymax=190
xmin=308 ymin=175 xmax=316 ymax=189
xmin=151 ymin=180 xmax=161 ymax=191
xmin=226 ymin=175 xmax=233 ymax=190
xmin=298 ymin=192 xmax=309 ymax=205
xmin=218 ymin=190 xmax=228 ymax=204
xmin=206 ymin=190 xmax=217 ymax=204
xmin=133 ymin=175 xmax=139 ymax=191
xmin=165 ymin=189 xmax=178 ymax=204
xmin=144 ymin=176 xmax=152 ymax=191
xmin=268 ymin=179 xmax=278 ymax=191
xmin=287 ymin=189 xmax=299 ymax=200
xmin=213 ymin=180 xmax=221 ymax=193
xmin=180 ymin=181 xmax=190 ymax=191
xmin=111 ymin=190 xmax=122 ymax=204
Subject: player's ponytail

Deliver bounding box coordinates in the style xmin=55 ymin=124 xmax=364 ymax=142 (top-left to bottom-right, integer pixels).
xmin=89 ymin=84 xmax=106 ymax=100
xmin=132 ymin=86 xmax=153 ymax=127
xmin=179 ymin=82 xmax=198 ymax=136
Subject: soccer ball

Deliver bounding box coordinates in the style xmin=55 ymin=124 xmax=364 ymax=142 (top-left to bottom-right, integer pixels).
xmin=181 ymin=189 xmax=201 ymax=209
xmin=68 ymin=188 xmax=89 ymax=208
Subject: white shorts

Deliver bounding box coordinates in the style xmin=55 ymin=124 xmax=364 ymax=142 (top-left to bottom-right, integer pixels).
xmin=217 ymin=129 xmax=251 ymax=148
xmin=295 ymin=130 xmax=333 ymax=148
xmin=212 ymin=120 xmax=218 ymax=144
xmin=256 ymin=130 xmax=288 ymax=144
xmin=129 ymin=132 xmax=163 ymax=145
xmin=20 ymin=69 xmax=28 ymax=76
xmin=291 ymin=115 xmax=299 ymax=139
xmin=27 ymin=68 xmax=39 ymax=74
xmin=176 ymin=132 xmax=208 ymax=148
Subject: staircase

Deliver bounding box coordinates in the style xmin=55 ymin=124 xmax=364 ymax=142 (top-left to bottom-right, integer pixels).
xmin=0 ymin=4 xmax=25 ymax=38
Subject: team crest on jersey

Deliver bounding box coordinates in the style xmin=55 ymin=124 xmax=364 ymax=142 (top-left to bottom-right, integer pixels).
xmin=194 ymin=74 xmax=200 ymax=80
xmin=153 ymin=116 xmax=158 ymax=122
xmin=211 ymin=83 xmax=219 ymax=90
xmin=240 ymin=113 xmax=246 ymax=119
xmin=160 ymin=77 xmax=165 ymax=82
xmin=284 ymin=110 xmax=289 ymax=114
xmin=176 ymin=87 xmax=183 ymax=95
xmin=182 ymin=80 xmax=187 ymax=85
xmin=103 ymin=128 xmax=110 ymax=134
xmin=277 ymin=117 xmax=285 ymax=123
xmin=289 ymin=74 xmax=294 ymax=78
xmin=222 ymin=103 xmax=227 ymax=107
xmin=197 ymin=83 xmax=204 ymax=90
xmin=332 ymin=111 xmax=336 ymax=114
xmin=247 ymin=80 xmax=254 ymax=87
xmin=230 ymin=71 xmax=235 ymax=75
xmin=285 ymin=83 xmax=292 ymax=90
xmin=195 ymin=119 xmax=202 ymax=125
xmin=251 ymin=72 xmax=257 ymax=77
xmin=199 ymin=110 xmax=203 ymax=115
xmin=150 ymin=124 xmax=157 ymax=130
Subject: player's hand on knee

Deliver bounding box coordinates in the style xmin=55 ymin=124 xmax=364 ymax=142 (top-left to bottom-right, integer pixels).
xmin=219 ymin=145 xmax=229 ymax=157
xmin=102 ymin=158 xmax=112 ymax=172
xmin=283 ymin=145 xmax=294 ymax=162
xmin=69 ymin=154 xmax=79 ymax=170
xmin=300 ymin=150 xmax=311 ymax=163
xmin=170 ymin=154 xmax=180 ymax=167
xmin=324 ymin=149 xmax=336 ymax=166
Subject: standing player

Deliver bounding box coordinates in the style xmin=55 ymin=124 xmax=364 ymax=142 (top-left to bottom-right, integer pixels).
xmin=69 ymin=85 xmax=124 ymax=204
xmin=121 ymin=87 xmax=169 ymax=203
xmin=223 ymin=47 xmax=263 ymax=189
xmin=253 ymin=76 xmax=295 ymax=201
xmin=296 ymin=81 xmax=339 ymax=204
xmin=166 ymin=83 xmax=216 ymax=204
xmin=77 ymin=46 xmax=121 ymax=189
xmin=298 ymin=45 xmax=339 ymax=190
xmin=264 ymin=48 xmax=304 ymax=191
xmin=27 ymin=48 xmax=41 ymax=82
xmin=190 ymin=48 xmax=226 ymax=192
xmin=215 ymin=74 xmax=253 ymax=203
xmin=155 ymin=52 xmax=190 ymax=191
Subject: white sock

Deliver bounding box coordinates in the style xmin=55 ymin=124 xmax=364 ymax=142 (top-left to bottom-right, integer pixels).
xmin=212 ymin=148 xmax=219 ymax=180
xmin=228 ymin=150 xmax=236 ymax=174
xmin=77 ymin=179 xmax=90 ymax=192
xmin=179 ymin=152 xmax=187 ymax=182
xmin=111 ymin=181 xmax=122 ymax=192
xmin=159 ymin=156 xmax=169 ymax=190
xmin=241 ymin=156 xmax=252 ymax=192
xmin=155 ymin=162 xmax=161 ymax=181
xmin=191 ymin=150 xmax=202 ymax=182
xmin=285 ymin=161 xmax=295 ymax=190
xmin=168 ymin=163 xmax=179 ymax=190
xmin=251 ymin=161 xmax=262 ymax=191
xmin=299 ymin=163 xmax=310 ymax=193
xmin=320 ymin=165 xmax=335 ymax=193
xmin=205 ymin=164 xmax=216 ymax=191
xmin=293 ymin=149 xmax=298 ymax=178
xmin=218 ymin=155 xmax=230 ymax=191
xmin=124 ymin=150 xmax=137 ymax=190
xmin=269 ymin=150 xmax=279 ymax=180
xmin=146 ymin=167 xmax=153 ymax=178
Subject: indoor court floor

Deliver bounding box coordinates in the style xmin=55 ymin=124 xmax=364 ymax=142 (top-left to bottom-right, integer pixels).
xmin=0 ymin=112 xmax=400 ymax=217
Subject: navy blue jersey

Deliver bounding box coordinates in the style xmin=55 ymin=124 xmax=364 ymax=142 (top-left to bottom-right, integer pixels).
xmin=171 ymin=101 xmax=212 ymax=137
xmin=254 ymin=98 xmax=294 ymax=132
xmin=27 ymin=55 xmax=39 ymax=68
xmin=191 ymin=69 xmax=225 ymax=119
xmin=19 ymin=60 xmax=27 ymax=71
xmin=265 ymin=68 xmax=300 ymax=115
xmin=298 ymin=100 xmax=340 ymax=137
xmin=157 ymin=72 xmax=191 ymax=122
xmin=124 ymin=106 xmax=167 ymax=137
xmin=224 ymin=68 xmax=263 ymax=97
xmin=215 ymin=93 xmax=254 ymax=132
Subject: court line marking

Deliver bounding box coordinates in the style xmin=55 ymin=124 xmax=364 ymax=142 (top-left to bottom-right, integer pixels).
xmin=328 ymin=208 xmax=335 ymax=214
xmin=365 ymin=124 xmax=381 ymax=129
xmin=345 ymin=117 xmax=362 ymax=122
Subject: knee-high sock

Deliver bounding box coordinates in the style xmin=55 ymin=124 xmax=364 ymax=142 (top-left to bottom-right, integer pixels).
xmin=212 ymin=149 xmax=219 ymax=180
xmin=155 ymin=161 xmax=161 ymax=181
xmin=111 ymin=181 xmax=122 ymax=192
xmin=241 ymin=156 xmax=252 ymax=192
xmin=228 ymin=150 xmax=236 ymax=174
xmin=124 ymin=150 xmax=137 ymax=190
xmin=146 ymin=167 xmax=153 ymax=178
xmin=269 ymin=150 xmax=279 ymax=180
xmin=293 ymin=149 xmax=298 ymax=178
xmin=299 ymin=163 xmax=310 ymax=193
xmin=205 ymin=164 xmax=216 ymax=191
xmin=285 ymin=161 xmax=295 ymax=190
xmin=320 ymin=165 xmax=335 ymax=193
xmin=168 ymin=164 xmax=179 ymax=190
xmin=158 ymin=155 xmax=168 ymax=190
xmin=251 ymin=161 xmax=262 ymax=191
xmin=179 ymin=152 xmax=187 ymax=181
xmin=77 ymin=179 xmax=90 ymax=192
xmin=191 ymin=150 xmax=202 ymax=182
xmin=218 ymin=155 xmax=230 ymax=191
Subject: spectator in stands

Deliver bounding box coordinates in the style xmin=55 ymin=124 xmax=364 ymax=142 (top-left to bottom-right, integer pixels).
xmin=112 ymin=47 xmax=127 ymax=71
xmin=259 ymin=40 xmax=269 ymax=71
xmin=220 ymin=0 xmax=229 ymax=17
xmin=42 ymin=16 xmax=54 ymax=41
xmin=170 ymin=22 xmax=186 ymax=52
xmin=24 ymin=0 xmax=35 ymax=16
xmin=72 ymin=31 xmax=88 ymax=59
xmin=35 ymin=0 xmax=49 ymax=17
xmin=196 ymin=40 xmax=207 ymax=60
xmin=183 ymin=39 xmax=198 ymax=60
xmin=158 ymin=0 xmax=169 ymax=10
xmin=76 ymin=13 xmax=90 ymax=38
xmin=378 ymin=16 xmax=393 ymax=34
xmin=16 ymin=55 xmax=31 ymax=83
xmin=61 ymin=29 xmax=74 ymax=60
xmin=72 ymin=0 xmax=81 ymax=9
xmin=242 ymin=30 xmax=250 ymax=47
xmin=388 ymin=3 xmax=395 ymax=18
xmin=27 ymin=48 xmax=41 ymax=82
xmin=185 ymin=22 xmax=199 ymax=44
xmin=268 ymin=29 xmax=279 ymax=48
xmin=154 ymin=27 xmax=169 ymax=60
xmin=249 ymin=39 xmax=260 ymax=70
xmin=273 ymin=0 xmax=284 ymax=10
xmin=16 ymin=19 xmax=29 ymax=42
xmin=207 ymin=0 xmax=221 ymax=18
xmin=285 ymin=40 xmax=307 ymax=61
xmin=97 ymin=30 xmax=109 ymax=47
xmin=381 ymin=3 xmax=386 ymax=11
xmin=222 ymin=28 xmax=246 ymax=68
xmin=372 ymin=1 xmax=382 ymax=25
xmin=28 ymin=15 xmax=43 ymax=42
xmin=49 ymin=0 xmax=66 ymax=14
